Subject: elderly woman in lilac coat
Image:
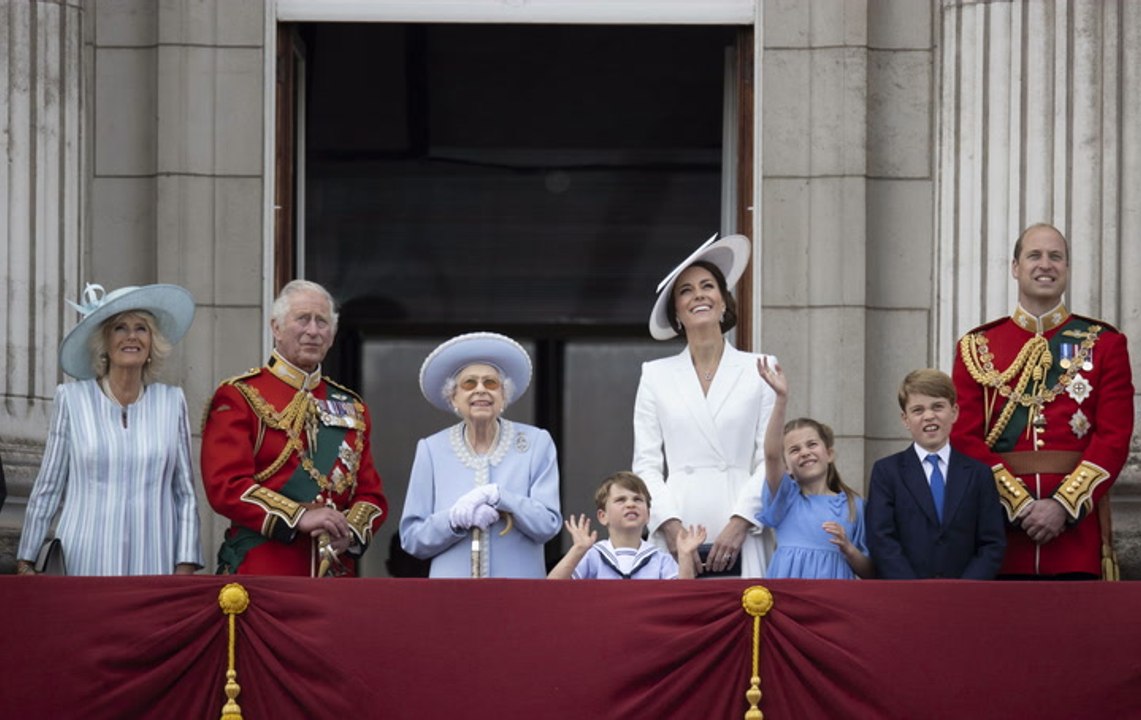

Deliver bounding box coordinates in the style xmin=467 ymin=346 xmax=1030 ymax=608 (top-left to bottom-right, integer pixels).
xmin=400 ymin=332 xmax=561 ymax=578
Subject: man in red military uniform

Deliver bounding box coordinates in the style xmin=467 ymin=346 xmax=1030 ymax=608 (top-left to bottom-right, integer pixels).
xmin=202 ymin=280 xmax=387 ymax=576
xmin=952 ymin=224 xmax=1134 ymax=578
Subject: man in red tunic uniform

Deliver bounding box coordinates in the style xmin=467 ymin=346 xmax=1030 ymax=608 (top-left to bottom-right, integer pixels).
xmin=202 ymin=280 xmax=387 ymax=576
xmin=951 ymin=224 xmax=1134 ymax=578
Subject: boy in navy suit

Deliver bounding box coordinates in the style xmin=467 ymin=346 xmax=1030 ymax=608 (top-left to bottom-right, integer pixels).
xmin=866 ymin=369 xmax=1006 ymax=579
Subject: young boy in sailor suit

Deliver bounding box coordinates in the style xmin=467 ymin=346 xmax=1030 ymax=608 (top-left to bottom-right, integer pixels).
xmin=548 ymin=471 xmax=705 ymax=579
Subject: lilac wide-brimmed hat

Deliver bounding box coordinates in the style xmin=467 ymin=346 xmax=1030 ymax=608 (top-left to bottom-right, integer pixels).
xmin=648 ymin=233 xmax=751 ymax=340
xmin=419 ymin=332 xmax=532 ymax=412
xmin=58 ymin=283 xmax=196 ymax=379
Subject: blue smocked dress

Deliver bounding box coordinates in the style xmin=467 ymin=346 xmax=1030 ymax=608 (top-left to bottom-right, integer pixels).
xmin=758 ymin=473 xmax=867 ymax=579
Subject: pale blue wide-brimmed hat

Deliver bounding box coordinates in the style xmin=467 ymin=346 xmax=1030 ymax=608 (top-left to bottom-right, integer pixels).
xmin=419 ymin=332 xmax=532 ymax=412
xmin=648 ymin=233 xmax=751 ymax=340
xmin=58 ymin=283 xmax=196 ymax=379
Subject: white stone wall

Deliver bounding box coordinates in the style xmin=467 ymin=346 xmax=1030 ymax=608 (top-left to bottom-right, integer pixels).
xmin=761 ymin=0 xmax=936 ymax=491
xmin=0 ymin=0 xmax=268 ymax=568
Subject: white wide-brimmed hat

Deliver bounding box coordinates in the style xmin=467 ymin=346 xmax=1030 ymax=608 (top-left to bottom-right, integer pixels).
xmin=58 ymin=283 xmax=196 ymax=379
xmin=648 ymin=233 xmax=751 ymax=340
xmin=419 ymin=332 xmax=533 ymax=412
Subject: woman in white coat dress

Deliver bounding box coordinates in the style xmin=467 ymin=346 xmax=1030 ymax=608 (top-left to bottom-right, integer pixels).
xmin=633 ymin=235 xmax=777 ymax=577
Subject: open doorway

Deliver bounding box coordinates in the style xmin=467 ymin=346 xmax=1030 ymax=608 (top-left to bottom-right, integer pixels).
xmin=283 ymin=22 xmax=752 ymax=575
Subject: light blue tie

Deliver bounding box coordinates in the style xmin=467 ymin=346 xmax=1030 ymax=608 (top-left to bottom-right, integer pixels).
xmin=926 ymin=454 xmax=945 ymax=522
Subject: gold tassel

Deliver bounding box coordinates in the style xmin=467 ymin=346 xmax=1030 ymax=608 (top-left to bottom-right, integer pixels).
xmin=741 ymin=586 xmax=774 ymax=720
xmin=1102 ymin=545 xmax=1120 ymax=581
xmin=218 ymin=583 xmax=250 ymax=720
xmin=1098 ymin=497 xmax=1119 ymax=581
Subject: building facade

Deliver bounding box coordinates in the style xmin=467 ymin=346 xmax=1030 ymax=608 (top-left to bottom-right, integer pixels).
xmin=2 ymin=0 xmax=1139 ymax=575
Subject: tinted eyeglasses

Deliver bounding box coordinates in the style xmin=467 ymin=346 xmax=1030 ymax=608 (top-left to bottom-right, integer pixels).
xmin=459 ymin=376 xmax=501 ymax=391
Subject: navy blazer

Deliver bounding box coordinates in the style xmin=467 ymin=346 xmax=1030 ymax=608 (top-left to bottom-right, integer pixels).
xmin=866 ymin=445 xmax=1006 ymax=579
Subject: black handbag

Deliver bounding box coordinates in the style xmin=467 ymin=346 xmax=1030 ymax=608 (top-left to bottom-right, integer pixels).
xmin=34 ymin=537 xmax=66 ymax=575
xmin=697 ymin=543 xmax=741 ymax=578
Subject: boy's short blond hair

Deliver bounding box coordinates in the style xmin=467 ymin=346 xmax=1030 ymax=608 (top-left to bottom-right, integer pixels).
xmin=897 ymin=368 xmax=957 ymax=410
xmin=594 ymin=471 xmax=652 ymax=511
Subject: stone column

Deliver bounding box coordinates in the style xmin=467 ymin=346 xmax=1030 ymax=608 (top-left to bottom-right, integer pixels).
xmin=936 ymin=0 xmax=1141 ymax=575
xmin=760 ymin=0 xmax=871 ymax=481
xmin=153 ymin=0 xmax=267 ymax=558
xmin=0 ymin=0 xmax=85 ymax=564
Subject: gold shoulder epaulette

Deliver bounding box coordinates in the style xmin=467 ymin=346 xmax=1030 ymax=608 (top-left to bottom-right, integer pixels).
xmin=202 ymin=368 xmax=263 ymax=432
xmin=324 ymin=376 xmax=363 ymax=401
xmin=220 ymin=368 xmax=262 ymax=387
xmin=1070 ymin=313 xmax=1120 ymax=334
xmin=962 ymin=316 xmax=1007 ymax=337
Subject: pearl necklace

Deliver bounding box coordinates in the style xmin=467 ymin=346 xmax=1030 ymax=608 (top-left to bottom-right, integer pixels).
xmin=100 ymin=376 xmax=144 ymax=428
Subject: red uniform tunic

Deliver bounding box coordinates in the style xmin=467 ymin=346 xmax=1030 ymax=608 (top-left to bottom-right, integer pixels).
xmin=201 ymin=351 xmax=387 ymax=576
xmin=951 ymin=304 xmax=1133 ymax=576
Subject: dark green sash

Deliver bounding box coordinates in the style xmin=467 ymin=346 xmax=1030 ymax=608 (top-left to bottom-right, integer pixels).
xmin=216 ymin=421 xmax=349 ymax=573
xmin=992 ymin=316 xmax=1096 ymax=452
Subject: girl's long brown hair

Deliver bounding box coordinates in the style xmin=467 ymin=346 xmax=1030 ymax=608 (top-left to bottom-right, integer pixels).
xmin=783 ymin=417 xmax=861 ymax=523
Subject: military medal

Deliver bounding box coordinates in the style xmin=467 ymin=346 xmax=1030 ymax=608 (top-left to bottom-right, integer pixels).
xmin=1082 ymin=348 xmax=1093 ymax=371
xmin=316 ymin=395 xmax=365 ymax=429
xmin=1065 ymin=373 xmax=1092 ymax=404
xmin=1070 ymin=409 xmax=1090 ymax=439
xmin=1058 ymin=342 xmax=1075 ymax=369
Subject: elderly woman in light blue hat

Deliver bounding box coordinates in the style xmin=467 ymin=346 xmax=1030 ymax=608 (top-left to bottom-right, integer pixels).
xmin=632 ymin=234 xmax=778 ymax=578
xmin=15 ymin=283 xmax=203 ymax=576
xmin=400 ymin=332 xmax=561 ymax=578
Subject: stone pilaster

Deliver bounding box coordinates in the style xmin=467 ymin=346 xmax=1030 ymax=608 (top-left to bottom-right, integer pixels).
xmin=761 ymin=0 xmax=873 ymax=485
xmin=153 ymin=0 xmax=267 ymax=559
xmin=0 ymin=0 xmax=86 ymax=568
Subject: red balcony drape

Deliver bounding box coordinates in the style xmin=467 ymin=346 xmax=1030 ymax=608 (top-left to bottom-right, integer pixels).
xmin=4 ymin=576 xmax=1140 ymax=719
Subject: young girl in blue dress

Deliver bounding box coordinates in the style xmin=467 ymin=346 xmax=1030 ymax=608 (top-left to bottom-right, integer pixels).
xmin=755 ymin=357 xmax=873 ymax=579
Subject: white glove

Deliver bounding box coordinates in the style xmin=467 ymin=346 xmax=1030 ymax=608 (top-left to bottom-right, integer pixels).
xmin=471 ymin=504 xmax=501 ymax=531
xmin=449 ymin=484 xmax=500 ymax=531
xmin=480 ymin=483 xmax=500 ymax=506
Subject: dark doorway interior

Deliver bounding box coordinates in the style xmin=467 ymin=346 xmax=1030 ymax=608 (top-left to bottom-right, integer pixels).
xmin=300 ymin=22 xmax=739 ymax=575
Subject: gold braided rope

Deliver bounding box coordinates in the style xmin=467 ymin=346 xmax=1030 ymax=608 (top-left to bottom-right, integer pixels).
xmin=741 ymin=586 xmax=774 ymax=720
xmin=218 ymin=583 xmax=250 ymax=720
xmin=959 ymin=328 xmax=1098 ymax=447
xmin=234 ymin=382 xmax=361 ymax=494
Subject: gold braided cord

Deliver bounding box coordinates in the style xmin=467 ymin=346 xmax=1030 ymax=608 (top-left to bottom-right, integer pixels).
xmin=958 ymin=328 xmax=1099 ymax=447
xmin=218 ymin=583 xmax=250 ymax=720
xmin=741 ymin=586 xmax=774 ymax=720
xmin=233 ymin=382 xmax=361 ymax=494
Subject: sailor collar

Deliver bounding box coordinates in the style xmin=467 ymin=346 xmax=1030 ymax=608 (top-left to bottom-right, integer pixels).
xmin=266 ymin=349 xmax=322 ymax=391
xmin=1012 ymin=302 xmax=1069 ymax=334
